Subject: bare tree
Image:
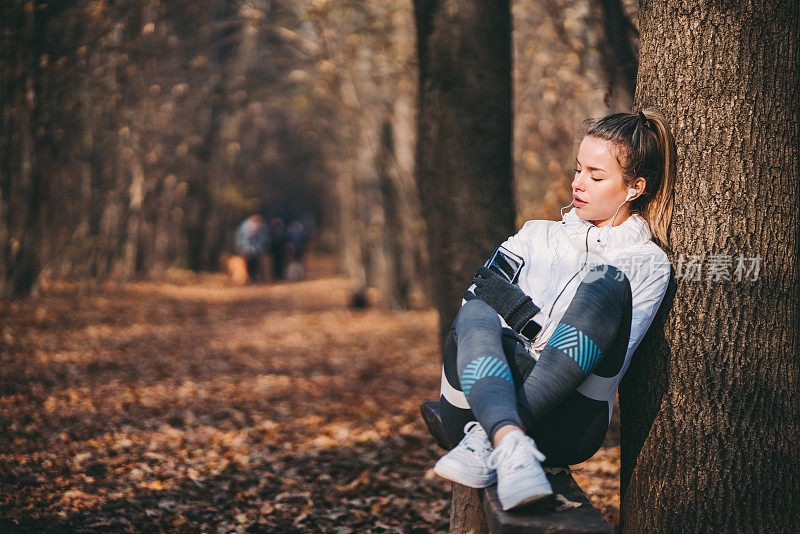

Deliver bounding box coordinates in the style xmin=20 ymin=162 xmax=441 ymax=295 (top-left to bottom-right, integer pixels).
xmin=413 ymin=0 xmax=516 ymax=342
xmin=308 ymin=0 xmax=428 ymax=309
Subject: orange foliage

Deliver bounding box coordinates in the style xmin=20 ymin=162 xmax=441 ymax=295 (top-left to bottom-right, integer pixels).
xmin=0 ymin=254 xmax=620 ymax=531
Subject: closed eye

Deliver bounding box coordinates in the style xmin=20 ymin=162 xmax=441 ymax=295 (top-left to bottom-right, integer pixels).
xmin=575 ymin=168 xmax=602 ymax=181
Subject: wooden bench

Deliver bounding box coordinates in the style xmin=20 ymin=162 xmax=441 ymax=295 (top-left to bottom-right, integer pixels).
xmin=421 ymin=399 xmax=613 ymax=534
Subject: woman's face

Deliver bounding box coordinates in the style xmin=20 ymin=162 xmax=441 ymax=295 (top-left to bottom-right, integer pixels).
xmin=572 ymin=136 xmax=635 ymax=227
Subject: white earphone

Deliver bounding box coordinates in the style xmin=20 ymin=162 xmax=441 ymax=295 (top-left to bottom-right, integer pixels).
xmin=597 ymin=188 xmax=638 ymax=243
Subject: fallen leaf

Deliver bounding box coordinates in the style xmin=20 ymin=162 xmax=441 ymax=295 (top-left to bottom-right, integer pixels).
xmin=554 ymin=493 xmax=582 ymax=511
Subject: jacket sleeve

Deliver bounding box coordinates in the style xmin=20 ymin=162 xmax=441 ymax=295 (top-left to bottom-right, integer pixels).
xmin=497 ymin=220 xmax=538 ymax=260
xmin=626 ymin=252 xmax=671 ymax=358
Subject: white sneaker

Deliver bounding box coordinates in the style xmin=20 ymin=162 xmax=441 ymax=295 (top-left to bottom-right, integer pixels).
xmin=488 ymin=429 xmax=553 ymax=510
xmin=433 ymin=421 xmax=496 ymax=488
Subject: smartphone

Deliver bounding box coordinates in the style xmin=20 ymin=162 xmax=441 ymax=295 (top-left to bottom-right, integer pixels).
xmin=485 ymin=246 xmax=525 ymax=284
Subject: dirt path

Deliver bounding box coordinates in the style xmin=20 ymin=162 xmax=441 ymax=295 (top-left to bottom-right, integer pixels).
xmin=0 ymin=255 xmax=620 ymax=532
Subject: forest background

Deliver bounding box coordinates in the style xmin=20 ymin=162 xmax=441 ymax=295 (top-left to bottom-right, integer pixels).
xmin=0 ymin=0 xmax=637 ymax=301
xmin=0 ymin=0 xmax=638 ymax=530
xmin=3 ymin=0 xmax=798 ymax=532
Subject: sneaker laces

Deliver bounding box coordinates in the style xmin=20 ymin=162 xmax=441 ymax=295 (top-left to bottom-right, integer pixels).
xmin=488 ymin=431 xmax=546 ymax=470
xmin=460 ymin=421 xmax=492 ymax=456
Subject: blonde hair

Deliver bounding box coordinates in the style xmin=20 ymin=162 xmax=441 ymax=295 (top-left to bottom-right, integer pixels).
xmin=583 ymin=107 xmax=677 ymax=250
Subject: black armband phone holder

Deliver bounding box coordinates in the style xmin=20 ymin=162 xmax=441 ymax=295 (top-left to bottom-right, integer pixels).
xmin=485 ymin=245 xmax=524 ymax=284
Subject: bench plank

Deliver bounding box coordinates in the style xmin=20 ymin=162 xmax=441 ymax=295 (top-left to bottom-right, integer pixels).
xmin=483 ymin=473 xmax=612 ymax=534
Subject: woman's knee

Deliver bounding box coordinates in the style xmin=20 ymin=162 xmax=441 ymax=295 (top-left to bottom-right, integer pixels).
xmin=454 ymin=299 xmax=502 ymax=334
xmin=586 ymin=264 xmax=631 ymax=300
xmin=557 ymin=264 xmax=632 ymax=364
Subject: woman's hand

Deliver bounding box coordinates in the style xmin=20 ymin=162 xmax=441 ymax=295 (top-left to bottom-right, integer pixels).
xmin=472 ymin=266 xmax=541 ymax=334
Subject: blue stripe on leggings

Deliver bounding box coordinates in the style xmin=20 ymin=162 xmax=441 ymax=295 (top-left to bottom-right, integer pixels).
xmin=547 ymin=323 xmax=603 ymax=374
xmin=460 ymin=356 xmax=512 ymax=398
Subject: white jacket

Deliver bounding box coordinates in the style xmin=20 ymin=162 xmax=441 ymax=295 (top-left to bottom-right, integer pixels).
xmin=457 ymin=207 xmax=671 ymax=424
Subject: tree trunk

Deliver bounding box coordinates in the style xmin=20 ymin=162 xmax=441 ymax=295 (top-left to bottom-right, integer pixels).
xmin=74 ymin=65 xmax=94 ymax=280
xmin=413 ymin=0 xmax=516 ymax=341
xmin=355 ymin=113 xmax=394 ymax=306
xmin=619 ymin=1 xmax=800 ymax=531
xmin=334 ymin=157 xmax=367 ymax=286
xmin=389 ymin=4 xmax=430 ymax=309
xmin=117 ymin=124 xmax=146 ymax=280
xmin=186 ymin=0 xmax=239 ymax=271
xmin=199 ymin=4 xmax=262 ymax=270
xmin=6 ymin=2 xmax=43 ymax=298
xmin=315 ymin=3 xmax=427 ymax=310
xmin=596 ymin=0 xmax=638 ymax=109
xmin=93 ymin=22 xmax=125 ymax=281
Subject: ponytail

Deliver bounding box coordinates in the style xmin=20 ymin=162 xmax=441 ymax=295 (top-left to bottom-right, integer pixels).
xmin=639 ymin=107 xmax=676 ymax=251
xmin=583 ymin=107 xmax=677 ymax=250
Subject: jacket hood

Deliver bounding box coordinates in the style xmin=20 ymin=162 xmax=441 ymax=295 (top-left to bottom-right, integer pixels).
xmin=561 ymin=207 xmax=652 ymax=251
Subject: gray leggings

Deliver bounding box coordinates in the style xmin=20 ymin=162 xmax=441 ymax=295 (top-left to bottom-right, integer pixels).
xmin=440 ymin=264 xmax=632 ymax=467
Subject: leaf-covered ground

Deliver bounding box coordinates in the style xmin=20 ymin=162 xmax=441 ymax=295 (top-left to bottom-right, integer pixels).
xmin=0 ymin=255 xmax=621 ymax=532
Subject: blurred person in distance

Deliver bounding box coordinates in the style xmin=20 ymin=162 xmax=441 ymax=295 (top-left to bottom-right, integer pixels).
xmin=235 ymin=213 xmax=268 ymax=284
xmin=285 ymin=220 xmax=309 ymax=282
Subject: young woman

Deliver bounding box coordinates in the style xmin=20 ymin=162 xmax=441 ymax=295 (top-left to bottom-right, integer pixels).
xmin=432 ymin=108 xmax=676 ymax=511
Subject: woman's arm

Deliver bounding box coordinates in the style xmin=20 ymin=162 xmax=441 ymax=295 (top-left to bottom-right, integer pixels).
xmin=626 ymin=251 xmax=672 ymax=358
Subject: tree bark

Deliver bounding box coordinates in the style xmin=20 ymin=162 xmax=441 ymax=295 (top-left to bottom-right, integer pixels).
xmin=355 ymin=112 xmax=394 ymax=306
xmin=186 ymin=0 xmax=239 ymax=271
xmin=6 ymin=1 xmax=44 ymax=298
xmin=389 ymin=4 xmax=430 ymax=308
xmin=93 ymin=22 xmax=126 ymax=281
xmin=117 ymin=124 xmax=146 ymax=280
xmin=199 ymin=4 xmax=262 ymax=269
xmin=413 ymin=0 xmax=516 ymax=341
xmin=619 ymin=1 xmax=800 ymax=531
